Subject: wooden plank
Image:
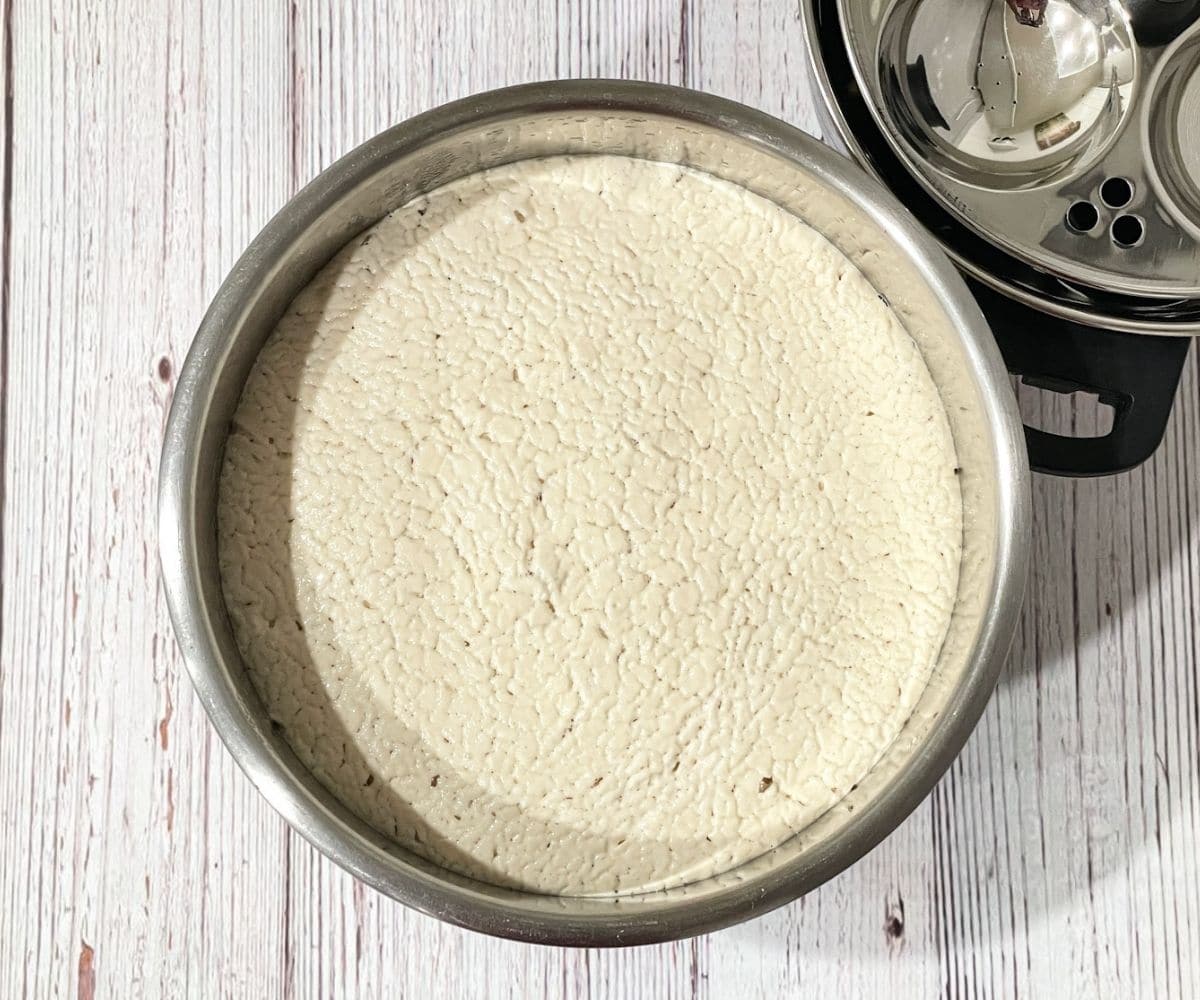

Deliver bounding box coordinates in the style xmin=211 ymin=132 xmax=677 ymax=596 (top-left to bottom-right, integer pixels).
xmin=0 ymin=0 xmax=1196 ymax=996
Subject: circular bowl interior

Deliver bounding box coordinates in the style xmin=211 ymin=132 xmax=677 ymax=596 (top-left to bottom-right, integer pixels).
xmin=836 ymin=0 xmax=1200 ymax=301
xmin=158 ymin=81 xmax=1030 ymax=946
xmin=875 ymin=0 xmax=1138 ymax=191
xmin=1145 ymin=25 xmax=1200 ymax=242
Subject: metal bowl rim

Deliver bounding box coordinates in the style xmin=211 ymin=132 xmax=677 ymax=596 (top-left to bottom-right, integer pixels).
xmin=158 ymin=79 xmax=1031 ymax=946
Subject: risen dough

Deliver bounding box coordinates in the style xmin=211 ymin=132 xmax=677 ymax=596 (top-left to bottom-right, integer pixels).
xmin=218 ymin=155 xmax=962 ymax=895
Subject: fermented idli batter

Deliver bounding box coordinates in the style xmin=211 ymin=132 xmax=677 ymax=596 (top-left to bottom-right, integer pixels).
xmin=217 ymin=155 xmax=962 ymax=895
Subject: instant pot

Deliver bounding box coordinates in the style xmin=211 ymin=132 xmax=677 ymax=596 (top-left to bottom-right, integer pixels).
xmin=802 ymin=0 xmax=1199 ymax=475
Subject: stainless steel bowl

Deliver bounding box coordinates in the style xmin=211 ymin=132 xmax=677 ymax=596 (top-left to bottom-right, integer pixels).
xmin=159 ymin=81 xmax=1031 ymax=946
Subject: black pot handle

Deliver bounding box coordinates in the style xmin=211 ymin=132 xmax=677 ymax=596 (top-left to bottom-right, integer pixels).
xmin=968 ymin=278 xmax=1191 ymax=477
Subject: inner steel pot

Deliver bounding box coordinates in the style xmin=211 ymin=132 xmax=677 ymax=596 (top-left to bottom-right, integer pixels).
xmin=159 ymin=81 xmax=1030 ymax=946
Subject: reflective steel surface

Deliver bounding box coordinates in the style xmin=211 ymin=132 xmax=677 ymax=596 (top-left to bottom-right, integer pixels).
xmin=1145 ymin=27 xmax=1200 ymax=241
xmin=803 ymin=0 xmax=1200 ymax=332
xmin=840 ymin=0 xmax=1200 ymax=298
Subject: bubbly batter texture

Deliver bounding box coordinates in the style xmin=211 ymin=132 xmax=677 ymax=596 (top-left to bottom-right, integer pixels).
xmin=218 ymin=155 xmax=963 ymax=895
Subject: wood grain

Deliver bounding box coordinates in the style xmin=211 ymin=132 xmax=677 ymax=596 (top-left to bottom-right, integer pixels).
xmin=0 ymin=1 xmax=1196 ymax=996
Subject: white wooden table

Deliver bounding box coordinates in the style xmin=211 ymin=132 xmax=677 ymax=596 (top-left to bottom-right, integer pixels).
xmin=2 ymin=2 xmax=1198 ymax=996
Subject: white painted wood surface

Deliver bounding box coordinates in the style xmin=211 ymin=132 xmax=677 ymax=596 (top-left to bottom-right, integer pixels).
xmin=1 ymin=1 xmax=1197 ymax=996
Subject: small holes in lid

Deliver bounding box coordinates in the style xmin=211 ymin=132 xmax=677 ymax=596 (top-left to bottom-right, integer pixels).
xmin=1066 ymin=200 xmax=1100 ymax=233
xmin=1100 ymin=176 xmax=1134 ymax=209
xmin=1111 ymin=214 xmax=1144 ymax=248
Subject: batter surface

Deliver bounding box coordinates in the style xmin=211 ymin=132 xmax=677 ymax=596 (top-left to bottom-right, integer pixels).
xmin=218 ymin=155 xmax=962 ymax=895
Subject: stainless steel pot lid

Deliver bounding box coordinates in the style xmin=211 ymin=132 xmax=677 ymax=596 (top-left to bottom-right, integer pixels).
xmin=806 ymin=0 xmax=1200 ymax=333
xmin=839 ymin=0 xmax=1200 ymax=299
